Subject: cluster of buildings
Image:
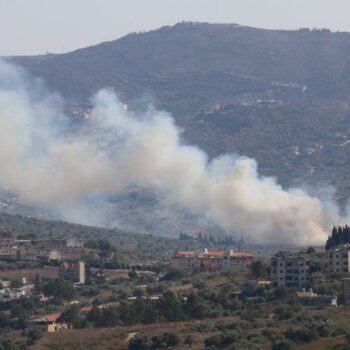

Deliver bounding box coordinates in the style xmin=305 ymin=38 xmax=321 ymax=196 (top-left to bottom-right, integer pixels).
xmin=269 ymin=245 xmax=350 ymax=289
xmin=171 ymin=248 xmax=255 ymax=273
xmin=0 ymin=260 xmax=86 ymax=304
xmin=170 ymin=244 xmax=350 ymax=309
xmin=269 ymin=245 xmax=350 ymax=307
xmin=0 ymin=278 xmax=34 ymax=302
xmin=0 ymin=230 xmax=84 ymax=261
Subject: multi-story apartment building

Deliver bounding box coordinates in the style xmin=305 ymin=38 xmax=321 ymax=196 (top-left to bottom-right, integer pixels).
xmin=270 ymin=253 xmax=309 ymax=289
xmin=328 ymin=245 xmax=350 ymax=274
xmin=222 ymin=251 xmax=255 ymax=271
xmin=170 ymin=251 xmax=196 ymax=273
xmin=171 ymin=249 xmax=255 ymax=273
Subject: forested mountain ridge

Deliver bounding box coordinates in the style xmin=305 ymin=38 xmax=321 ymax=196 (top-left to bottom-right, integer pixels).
xmin=5 ymin=22 xmax=350 ymax=209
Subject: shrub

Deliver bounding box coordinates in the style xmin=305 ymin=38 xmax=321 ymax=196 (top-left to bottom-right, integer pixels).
xmin=271 ymin=339 xmax=295 ymax=350
xmin=162 ymin=269 xmax=186 ymax=281
xmin=285 ymin=328 xmax=318 ymax=343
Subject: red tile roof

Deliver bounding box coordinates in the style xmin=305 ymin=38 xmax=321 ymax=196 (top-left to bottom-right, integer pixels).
xmin=80 ymin=306 xmax=93 ymax=312
xmin=229 ymin=251 xmax=255 ymax=258
xmin=203 ymin=250 xmax=225 ymax=257
xmin=257 ymin=280 xmax=271 ymax=285
xmin=45 ymin=313 xmax=61 ymax=322
xmin=175 ymin=251 xmax=195 ymax=257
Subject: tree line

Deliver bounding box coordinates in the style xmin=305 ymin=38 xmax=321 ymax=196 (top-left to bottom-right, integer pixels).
xmin=325 ymin=226 xmax=350 ymax=250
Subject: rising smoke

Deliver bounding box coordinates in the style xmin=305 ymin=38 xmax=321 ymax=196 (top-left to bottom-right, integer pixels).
xmin=0 ymin=60 xmax=344 ymax=245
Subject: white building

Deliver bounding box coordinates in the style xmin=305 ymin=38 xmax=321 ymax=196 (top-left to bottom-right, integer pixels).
xmin=296 ymin=289 xmax=337 ymax=307
xmin=66 ymin=237 xmax=84 ymax=249
xmin=0 ymin=284 xmax=34 ymax=302
xmin=48 ymin=250 xmax=62 ymax=261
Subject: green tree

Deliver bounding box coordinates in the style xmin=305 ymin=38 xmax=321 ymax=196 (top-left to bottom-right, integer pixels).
xmin=251 ymin=260 xmax=268 ymax=278
xmin=162 ymin=269 xmax=185 ymax=281
xmin=184 ymin=335 xmax=193 ymax=347
xmin=271 ymin=339 xmax=295 ymax=350
xmin=59 ymin=305 xmax=84 ymax=328
xmin=42 ymin=278 xmax=75 ymax=300
xmin=185 ymin=292 xmax=205 ymax=319
xmin=128 ymin=336 xmax=151 ymax=350
xmin=0 ymin=313 xmax=10 ymax=328
xmin=10 ymin=305 xmax=27 ymax=319
xmin=27 ymin=329 xmax=42 ymax=345
xmin=157 ymin=291 xmax=184 ymax=322
xmin=10 ymin=279 xmax=23 ymax=289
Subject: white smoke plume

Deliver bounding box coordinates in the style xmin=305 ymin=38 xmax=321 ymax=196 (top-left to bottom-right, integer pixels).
xmin=0 ymin=60 xmax=343 ymax=245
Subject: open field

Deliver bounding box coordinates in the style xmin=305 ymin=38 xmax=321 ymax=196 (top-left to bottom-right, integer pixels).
xmin=30 ymin=317 xmax=238 ymax=350
xmin=0 ymin=267 xmax=58 ymax=280
xmin=29 ymin=312 xmax=350 ymax=350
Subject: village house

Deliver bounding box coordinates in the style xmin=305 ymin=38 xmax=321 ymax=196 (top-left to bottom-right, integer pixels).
xmin=31 ymin=313 xmax=68 ymax=332
xmin=328 ymin=245 xmax=350 ymax=273
xmin=0 ymin=282 xmax=34 ymax=302
xmin=296 ymin=289 xmax=337 ymax=307
xmin=270 ymin=253 xmax=309 ymax=289
xmin=39 ymin=249 xmax=62 ymax=261
xmin=59 ymin=261 xmax=85 ymax=284
xmin=66 ymin=236 xmax=84 ymax=249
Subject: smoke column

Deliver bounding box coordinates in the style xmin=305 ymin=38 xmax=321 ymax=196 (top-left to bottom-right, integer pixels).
xmin=0 ymin=60 xmax=343 ymax=245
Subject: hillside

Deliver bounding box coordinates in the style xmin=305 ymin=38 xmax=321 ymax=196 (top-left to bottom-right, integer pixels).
xmin=8 ymin=23 xmax=350 ymax=203
xmin=0 ymin=212 xmax=173 ymax=253
xmin=10 ymin=23 xmax=350 ymax=103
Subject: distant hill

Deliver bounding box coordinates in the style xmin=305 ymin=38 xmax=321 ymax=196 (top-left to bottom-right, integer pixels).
xmin=6 ymin=22 xmax=350 ymax=203
xmin=0 ymin=212 xmax=177 ymax=253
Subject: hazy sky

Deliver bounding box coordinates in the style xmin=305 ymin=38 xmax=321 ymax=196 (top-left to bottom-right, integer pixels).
xmin=1 ymin=0 xmax=350 ymax=56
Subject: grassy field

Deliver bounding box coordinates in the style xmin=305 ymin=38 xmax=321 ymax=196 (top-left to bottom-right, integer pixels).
xmin=0 ymin=267 xmax=58 ymax=280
